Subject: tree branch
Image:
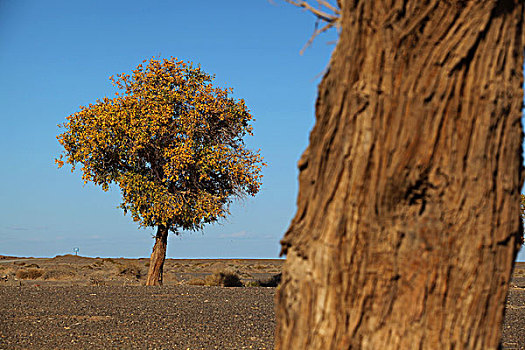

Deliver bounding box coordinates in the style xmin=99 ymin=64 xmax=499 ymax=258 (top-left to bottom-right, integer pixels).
xmin=285 ymin=0 xmax=339 ymax=22
xmin=284 ymin=0 xmax=341 ymax=54
xmin=300 ymin=20 xmax=338 ymax=55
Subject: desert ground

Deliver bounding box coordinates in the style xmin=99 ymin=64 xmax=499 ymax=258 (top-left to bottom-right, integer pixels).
xmin=0 ymin=255 xmax=524 ymax=349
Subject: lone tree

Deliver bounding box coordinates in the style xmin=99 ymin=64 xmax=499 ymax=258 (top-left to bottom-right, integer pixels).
xmin=276 ymin=1 xmax=523 ymax=349
xmin=56 ymin=57 xmax=264 ymax=286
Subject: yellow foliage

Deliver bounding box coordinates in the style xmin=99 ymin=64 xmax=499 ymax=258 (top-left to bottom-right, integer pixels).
xmin=56 ymin=57 xmax=265 ymax=232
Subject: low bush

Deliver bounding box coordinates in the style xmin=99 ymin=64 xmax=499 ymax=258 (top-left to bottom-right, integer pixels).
xmin=89 ymin=277 xmax=105 ymax=286
xmin=42 ymin=269 xmax=76 ymax=280
xmin=245 ymin=280 xmax=261 ymax=287
xmin=15 ymin=268 xmax=44 ymax=279
xmin=257 ymin=273 xmax=282 ymax=287
xmin=205 ymin=270 xmax=243 ymax=287
xmin=117 ymin=264 xmax=143 ymax=279
xmin=187 ymin=277 xmax=206 ymax=286
xmin=221 ymin=272 xmax=243 ymax=287
xmin=204 ymin=273 xmax=222 ymax=286
xmin=92 ymin=260 xmax=104 ymax=267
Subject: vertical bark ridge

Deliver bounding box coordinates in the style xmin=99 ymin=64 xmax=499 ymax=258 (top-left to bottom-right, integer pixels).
xmin=276 ymin=0 xmax=524 ymax=349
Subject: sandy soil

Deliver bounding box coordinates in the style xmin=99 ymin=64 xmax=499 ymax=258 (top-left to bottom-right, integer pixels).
xmin=0 ymin=256 xmax=523 ymax=349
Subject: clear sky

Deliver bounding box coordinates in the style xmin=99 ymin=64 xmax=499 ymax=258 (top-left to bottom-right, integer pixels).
xmin=1 ymin=1 xmax=524 ymax=261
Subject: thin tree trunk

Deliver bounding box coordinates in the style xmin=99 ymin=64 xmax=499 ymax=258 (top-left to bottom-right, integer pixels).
xmin=146 ymin=225 xmax=169 ymax=286
xmin=276 ymin=1 xmax=524 ymax=349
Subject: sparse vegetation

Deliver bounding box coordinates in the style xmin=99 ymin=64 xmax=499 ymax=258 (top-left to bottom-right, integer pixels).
xmin=205 ymin=270 xmax=243 ymax=287
xmin=16 ymin=268 xmax=44 ymax=280
xmin=42 ymin=269 xmax=75 ymax=281
xmin=89 ymin=277 xmax=105 ymax=286
xmin=187 ymin=277 xmax=206 ymax=286
xmin=245 ymin=281 xmax=261 ymax=287
xmin=0 ymin=257 xmax=284 ymax=287
xmin=92 ymin=260 xmax=104 ymax=267
xmin=117 ymin=263 xmax=143 ymax=279
xmin=514 ymin=267 xmax=525 ymax=277
xmin=220 ymin=272 xmax=243 ymax=287
xmin=258 ymin=273 xmax=282 ymax=287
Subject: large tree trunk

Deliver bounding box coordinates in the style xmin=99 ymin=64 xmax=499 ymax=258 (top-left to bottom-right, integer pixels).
xmin=276 ymin=1 xmax=524 ymax=349
xmin=145 ymin=225 xmax=169 ymax=286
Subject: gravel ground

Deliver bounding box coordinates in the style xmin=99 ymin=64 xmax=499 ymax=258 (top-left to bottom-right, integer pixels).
xmin=1 ymin=274 xmax=524 ymax=349
xmin=0 ymin=285 xmax=275 ymax=350
xmin=502 ymin=274 xmax=525 ymax=350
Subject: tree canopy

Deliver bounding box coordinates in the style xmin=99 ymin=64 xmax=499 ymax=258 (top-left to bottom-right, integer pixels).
xmin=56 ymin=57 xmax=265 ymax=234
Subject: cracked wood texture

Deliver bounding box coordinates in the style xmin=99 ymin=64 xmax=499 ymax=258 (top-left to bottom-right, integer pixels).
xmin=275 ymin=1 xmax=524 ymax=349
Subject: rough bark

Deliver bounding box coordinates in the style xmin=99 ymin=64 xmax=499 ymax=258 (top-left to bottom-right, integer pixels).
xmin=276 ymin=1 xmax=524 ymax=349
xmin=145 ymin=225 xmax=169 ymax=286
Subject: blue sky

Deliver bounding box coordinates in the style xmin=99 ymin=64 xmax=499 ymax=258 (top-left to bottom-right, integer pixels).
xmin=1 ymin=1 xmax=524 ymax=261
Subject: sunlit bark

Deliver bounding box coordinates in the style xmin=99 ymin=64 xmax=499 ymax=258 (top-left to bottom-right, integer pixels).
xmin=276 ymin=1 xmax=524 ymax=348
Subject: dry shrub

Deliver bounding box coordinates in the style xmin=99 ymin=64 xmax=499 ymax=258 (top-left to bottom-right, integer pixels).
xmin=245 ymin=280 xmax=261 ymax=287
xmin=90 ymin=277 xmax=105 ymax=286
xmin=222 ymin=272 xmax=243 ymax=287
xmin=205 ymin=270 xmax=243 ymax=287
xmin=258 ymin=273 xmax=282 ymax=287
xmin=187 ymin=277 xmax=206 ymax=286
xmin=16 ymin=268 xmax=44 ymax=280
xmin=0 ymin=267 xmax=14 ymax=276
xmin=92 ymin=260 xmax=104 ymax=267
xmin=117 ymin=264 xmax=142 ymax=279
xmin=204 ymin=273 xmax=222 ymax=286
xmin=42 ymin=270 xmax=76 ymax=280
